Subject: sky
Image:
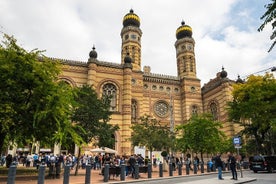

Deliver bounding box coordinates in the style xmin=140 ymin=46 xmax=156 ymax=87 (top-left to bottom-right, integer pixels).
xmin=1 ymin=0 xmax=275 ymax=86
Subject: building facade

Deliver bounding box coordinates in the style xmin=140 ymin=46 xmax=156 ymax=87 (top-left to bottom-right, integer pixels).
xmin=58 ymin=10 xmax=238 ymax=155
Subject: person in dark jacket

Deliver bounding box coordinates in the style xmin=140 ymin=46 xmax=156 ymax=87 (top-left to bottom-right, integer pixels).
xmin=228 ymin=152 xmax=237 ymax=180
xmin=215 ymin=153 xmax=224 ymax=180
xmin=5 ymin=154 xmax=12 ymax=168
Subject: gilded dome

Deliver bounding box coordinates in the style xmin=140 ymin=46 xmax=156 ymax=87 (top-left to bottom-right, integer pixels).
xmin=176 ymin=21 xmax=192 ymax=39
xmin=123 ymin=9 xmax=140 ymax=27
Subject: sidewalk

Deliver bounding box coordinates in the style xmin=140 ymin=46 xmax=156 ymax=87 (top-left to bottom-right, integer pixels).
xmin=0 ymin=166 xmax=256 ymax=184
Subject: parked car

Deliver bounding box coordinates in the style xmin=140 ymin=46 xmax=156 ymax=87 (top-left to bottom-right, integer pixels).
xmin=249 ymin=155 xmax=276 ymax=173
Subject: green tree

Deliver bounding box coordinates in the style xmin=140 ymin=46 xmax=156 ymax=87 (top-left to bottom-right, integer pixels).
xmin=227 ymin=74 xmax=276 ymax=155
xmin=176 ymin=114 xmax=226 ymax=161
xmin=258 ymin=0 xmax=276 ymax=52
xmin=71 ymin=85 xmax=117 ymax=174
xmin=0 ymin=34 xmax=79 ymax=153
xmin=130 ymin=115 xmax=172 ymax=161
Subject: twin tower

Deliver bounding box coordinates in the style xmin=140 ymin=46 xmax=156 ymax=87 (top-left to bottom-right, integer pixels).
xmin=120 ymin=9 xmax=197 ymax=79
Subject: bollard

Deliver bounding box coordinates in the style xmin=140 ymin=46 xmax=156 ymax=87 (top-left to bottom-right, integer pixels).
xmin=194 ymin=163 xmax=197 ymax=174
xmin=85 ymin=164 xmax=91 ymax=184
xmin=200 ymin=162 xmax=204 ymax=173
xmin=178 ymin=162 xmax=182 ymax=175
xmin=169 ymin=162 xmax=173 ymax=176
xmin=185 ymin=162 xmax=190 ymax=175
xmin=7 ymin=163 xmax=17 ymax=184
xmin=147 ymin=163 xmax=152 ymax=178
xmin=103 ymin=164 xmax=109 ymax=182
xmin=37 ymin=164 xmax=46 ymax=184
xmin=55 ymin=163 xmax=61 ymax=179
xmin=120 ymin=164 xmax=126 ymax=181
xmin=63 ymin=165 xmax=70 ymax=184
xmin=49 ymin=163 xmax=55 ymax=179
xmin=134 ymin=163 xmax=139 ymax=179
xmin=159 ymin=162 xmax=163 ymax=177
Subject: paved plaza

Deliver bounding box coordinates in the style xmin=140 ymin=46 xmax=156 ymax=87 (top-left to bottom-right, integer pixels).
xmin=0 ymin=165 xmax=256 ymax=184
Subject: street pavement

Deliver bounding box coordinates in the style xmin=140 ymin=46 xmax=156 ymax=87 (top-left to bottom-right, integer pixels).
xmin=0 ymin=166 xmax=256 ymax=184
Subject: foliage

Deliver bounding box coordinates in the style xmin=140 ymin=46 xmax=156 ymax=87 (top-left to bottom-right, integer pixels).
xmin=227 ymin=74 xmax=276 ymax=155
xmin=0 ymin=34 xmax=79 ymax=153
xmin=176 ymin=114 xmax=226 ymax=161
xmin=258 ymin=0 xmax=276 ymax=52
xmin=97 ymin=121 xmax=119 ymax=148
xmin=72 ymin=85 xmax=117 ymax=145
xmin=130 ymin=115 xmax=172 ymax=159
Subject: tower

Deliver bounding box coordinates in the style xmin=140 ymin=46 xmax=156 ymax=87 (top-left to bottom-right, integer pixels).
xmin=175 ymin=21 xmax=196 ymax=79
xmin=175 ymin=21 xmax=202 ymax=120
xmin=121 ymin=9 xmax=142 ymax=71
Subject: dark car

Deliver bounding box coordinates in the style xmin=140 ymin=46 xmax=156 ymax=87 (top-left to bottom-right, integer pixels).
xmin=249 ymin=155 xmax=276 ymax=173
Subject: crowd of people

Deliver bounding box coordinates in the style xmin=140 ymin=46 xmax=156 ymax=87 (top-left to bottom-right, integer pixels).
xmin=0 ymin=151 xmax=240 ymax=179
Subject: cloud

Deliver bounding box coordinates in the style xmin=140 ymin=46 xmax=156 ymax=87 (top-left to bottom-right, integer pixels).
xmin=0 ymin=0 xmax=275 ymax=85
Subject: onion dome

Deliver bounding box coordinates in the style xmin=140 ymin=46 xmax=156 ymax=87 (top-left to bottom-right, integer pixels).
xmin=124 ymin=53 xmax=132 ymax=63
xmin=220 ymin=67 xmax=227 ymax=78
xmin=123 ymin=9 xmax=140 ymax=27
xmin=236 ymin=75 xmax=244 ymax=83
xmin=176 ymin=21 xmax=192 ymax=39
xmin=89 ymin=46 xmax=97 ymax=59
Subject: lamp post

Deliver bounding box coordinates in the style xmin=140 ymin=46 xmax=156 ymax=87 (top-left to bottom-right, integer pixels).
xmin=168 ymin=91 xmax=175 ymax=164
xmin=169 ymin=92 xmax=174 ymax=134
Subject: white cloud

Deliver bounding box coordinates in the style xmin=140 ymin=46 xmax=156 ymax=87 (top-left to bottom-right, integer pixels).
xmin=1 ymin=0 xmax=275 ymax=85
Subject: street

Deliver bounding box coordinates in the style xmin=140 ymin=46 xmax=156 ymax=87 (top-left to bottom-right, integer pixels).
xmin=246 ymin=170 xmax=276 ymax=184
xmin=115 ymin=170 xmax=275 ymax=184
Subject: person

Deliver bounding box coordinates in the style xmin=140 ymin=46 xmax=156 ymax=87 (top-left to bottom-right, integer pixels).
xmin=228 ymin=152 xmax=237 ymax=180
xmin=207 ymin=158 xmax=213 ymax=172
xmin=128 ymin=154 xmax=136 ymax=177
xmin=194 ymin=155 xmax=199 ymax=171
xmin=214 ymin=153 xmax=224 ymax=180
xmin=5 ymin=154 xmax=12 ymax=168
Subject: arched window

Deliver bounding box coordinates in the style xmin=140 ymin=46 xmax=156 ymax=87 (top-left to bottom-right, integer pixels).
xmin=210 ymin=102 xmax=218 ymax=120
xmin=191 ymin=105 xmax=198 ymax=115
xmin=183 ymin=57 xmax=186 ymax=72
xmin=131 ymin=99 xmax=138 ymax=122
xmin=190 ymin=57 xmax=193 ymax=72
xmin=102 ymin=83 xmax=117 ymax=111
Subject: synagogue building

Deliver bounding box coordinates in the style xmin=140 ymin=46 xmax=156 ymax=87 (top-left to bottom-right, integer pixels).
xmin=58 ymin=9 xmax=241 ymax=155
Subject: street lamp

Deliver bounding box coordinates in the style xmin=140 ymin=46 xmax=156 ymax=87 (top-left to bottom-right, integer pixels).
xmin=169 ymin=93 xmax=174 ymax=133
xmin=271 ymin=66 xmax=276 ymax=72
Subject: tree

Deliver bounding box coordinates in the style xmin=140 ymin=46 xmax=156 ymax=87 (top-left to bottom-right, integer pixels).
xmin=227 ymin=74 xmax=276 ymax=155
xmin=130 ymin=115 xmax=172 ymax=162
xmin=176 ymin=114 xmax=226 ymax=161
xmin=0 ymin=34 xmax=79 ymax=153
xmin=71 ymin=85 xmax=118 ymax=175
xmin=258 ymin=0 xmax=276 ymax=52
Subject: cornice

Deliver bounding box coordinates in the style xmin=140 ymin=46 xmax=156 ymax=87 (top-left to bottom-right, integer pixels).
xmin=143 ymin=73 xmax=180 ymax=85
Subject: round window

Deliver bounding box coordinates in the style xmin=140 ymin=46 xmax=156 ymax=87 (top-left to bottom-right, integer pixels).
xmin=154 ymin=101 xmax=169 ymax=117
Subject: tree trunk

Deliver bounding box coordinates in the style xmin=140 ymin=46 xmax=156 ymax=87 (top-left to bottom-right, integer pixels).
xmin=0 ymin=131 xmax=6 ymax=154
xmin=74 ymin=147 xmax=81 ymax=176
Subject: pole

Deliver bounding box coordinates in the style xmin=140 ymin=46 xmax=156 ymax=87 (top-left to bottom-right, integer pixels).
xmin=7 ymin=163 xmax=17 ymax=184
xmin=237 ymin=148 xmax=243 ymax=178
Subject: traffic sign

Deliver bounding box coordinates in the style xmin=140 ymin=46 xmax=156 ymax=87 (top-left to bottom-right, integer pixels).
xmin=233 ymin=137 xmax=241 ymax=144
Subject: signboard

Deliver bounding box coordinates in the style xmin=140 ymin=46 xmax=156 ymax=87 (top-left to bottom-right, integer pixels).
xmin=233 ymin=137 xmax=241 ymax=144
xmin=233 ymin=137 xmax=242 ymax=148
